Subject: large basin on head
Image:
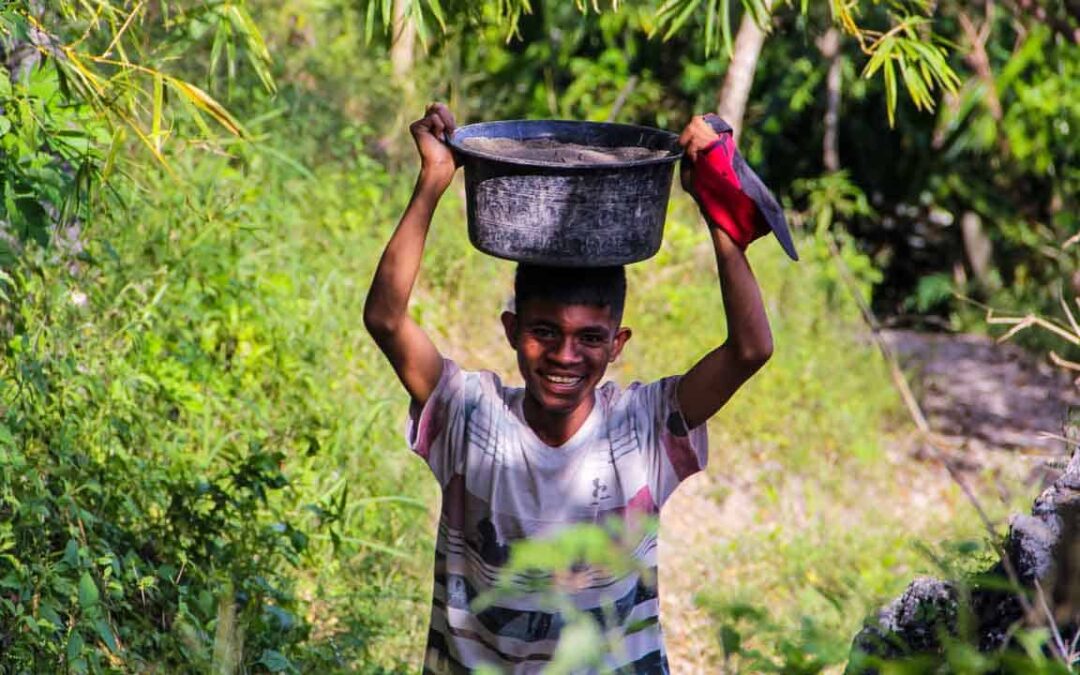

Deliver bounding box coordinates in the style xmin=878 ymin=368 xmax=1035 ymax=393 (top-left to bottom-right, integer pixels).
xmin=447 ymin=120 xmax=683 ymax=267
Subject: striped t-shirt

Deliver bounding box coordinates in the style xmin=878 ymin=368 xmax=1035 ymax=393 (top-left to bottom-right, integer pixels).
xmin=407 ymin=360 xmax=708 ymax=674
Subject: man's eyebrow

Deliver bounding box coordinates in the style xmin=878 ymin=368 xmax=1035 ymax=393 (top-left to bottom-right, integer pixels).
xmin=524 ymin=318 xmax=559 ymax=328
xmin=577 ymin=325 xmax=611 ymax=334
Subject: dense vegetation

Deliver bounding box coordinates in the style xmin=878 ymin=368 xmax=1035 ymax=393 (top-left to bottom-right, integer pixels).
xmin=2 ymin=0 xmax=1076 ymax=671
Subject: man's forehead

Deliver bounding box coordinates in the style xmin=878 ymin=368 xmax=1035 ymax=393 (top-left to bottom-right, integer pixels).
xmin=517 ymin=299 xmax=618 ymax=327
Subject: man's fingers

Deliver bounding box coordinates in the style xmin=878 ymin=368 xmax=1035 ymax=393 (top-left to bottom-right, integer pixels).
xmin=679 ymin=132 xmax=697 ymax=163
xmin=679 ymin=115 xmax=716 ymax=160
xmin=428 ymin=113 xmax=446 ymax=139
xmin=433 ymin=104 xmax=456 ymax=136
xmin=683 ymin=124 xmax=701 ymax=162
xmin=423 ymin=102 xmax=455 ymax=138
xmin=678 ymin=124 xmax=693 ymax=148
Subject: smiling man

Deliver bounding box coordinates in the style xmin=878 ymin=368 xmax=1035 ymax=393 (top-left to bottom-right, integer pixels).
xmin=363 ymin=104 xmax=774 ymax=674
xmin=501 ymin=266 xmax=633 ymax=447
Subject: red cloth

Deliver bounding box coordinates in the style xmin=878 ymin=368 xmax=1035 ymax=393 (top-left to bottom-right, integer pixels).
xmin=691 ymin=137 xmax=769 ymax=249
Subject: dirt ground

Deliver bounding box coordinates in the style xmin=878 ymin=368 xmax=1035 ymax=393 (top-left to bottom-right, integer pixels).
xmin=881 ymin=330 xmax=1080 ymax=456
xmin=659 ymin=330 xmax=1080 ymax=673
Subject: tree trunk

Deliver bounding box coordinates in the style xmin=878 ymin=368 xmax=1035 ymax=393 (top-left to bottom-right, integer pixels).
xmin=716 ymin=10 xmax=770 ymax=142
xmin=390 ymin=0 xmax=416 ymax=82
xmin=818 ymin=28 xmax=842 ymax=172
xmin=384 ymin=0 xmax=417 ymax=167
xmin=961 ymin=210 xmax=995 ymax=290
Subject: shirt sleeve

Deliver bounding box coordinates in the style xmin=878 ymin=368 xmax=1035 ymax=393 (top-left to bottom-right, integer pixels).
xmin=405 ymin=359 xmax=475 ymax=488
xmin=629 ymin=376 xmax=709 ymax=509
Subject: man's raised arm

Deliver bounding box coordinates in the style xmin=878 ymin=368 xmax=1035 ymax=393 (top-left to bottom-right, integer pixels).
xmin=675 ymin=116 xmax=774 ymax=429
xmin=363 ymin=103 xmax=458 ymax=406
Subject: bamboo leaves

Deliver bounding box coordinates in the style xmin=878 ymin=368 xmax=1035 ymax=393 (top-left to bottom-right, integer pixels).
xmin=5 ymin=2 xmax=270 ymax=176
xmin=355 ymin=0 xmax=963 ymax=128
xmin=653 ymin=0 xmax=767 ymax=56
xmin=649 ymin=0 xmax=961 ymax=126
xmin=358 ymin=0 xmax=546 ymax=45
xmin=655 ymin=0 xmax=705 ymax=43
xmin=360 ymin=0 xmax=457 ymax=44
xmin=860 ymin=18 xmax=961 ymax=126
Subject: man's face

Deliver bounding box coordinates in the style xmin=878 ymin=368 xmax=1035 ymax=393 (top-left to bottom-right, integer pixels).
xmin=502 ymin=299 xmax=631 ymax=417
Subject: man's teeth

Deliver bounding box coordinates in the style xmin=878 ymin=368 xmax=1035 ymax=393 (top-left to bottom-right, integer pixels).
xmin=545 ymin=374 xmax=581 ymax=385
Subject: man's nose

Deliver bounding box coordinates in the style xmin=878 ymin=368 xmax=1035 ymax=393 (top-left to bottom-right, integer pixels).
xmin=550 ymin=336 xmax=582 ymax=364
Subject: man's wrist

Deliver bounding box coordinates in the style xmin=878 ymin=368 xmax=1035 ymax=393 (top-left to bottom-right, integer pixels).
xmin=711 ymin=227 xmax=745 ymax=260
xmin=414 ymin=171 xmax=451 ymax=200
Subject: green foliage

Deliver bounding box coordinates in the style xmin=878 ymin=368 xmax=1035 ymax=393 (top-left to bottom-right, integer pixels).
xmin=0 ymin=0 xmax=272 ymax=266
xmin=1 ymin=253 xmax=310 ymax=671
xmin=652 ymin=0 xmax=770 ymax=54
xmin=364 ymin=0 xmax=560 ymax=46
xmin=909 ymin=273 xmax=954 ymax=314
xmin=0 ymin=62 xmax=106 ymax=252
xmin=713 ymin=602 xmax=848 ymax=672
xmin=848 ymin=631 xmax=1077 ymax=675
xmin=859 ymin=16 xmax=961 ymax=127
xmin=473 ymin=519 xmax=659 ymax=674
xmin=0 ymin=101 xmax=434 ymax=669
xmin=843 ymin=20 xmax=1077 ymax=349
xmin=444 ymin=3 xmax=676 ymax=124
xmin=369 ymin=0 xmax=963 ymax=125
xmin=792 ymin=170 xmax=874 ymax=235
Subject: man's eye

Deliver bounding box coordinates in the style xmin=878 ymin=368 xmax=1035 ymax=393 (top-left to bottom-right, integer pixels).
xmin=580 ymin=334 xmax=607 ymax=345
xmin=531 ymin=327 xmax=556 ymax=339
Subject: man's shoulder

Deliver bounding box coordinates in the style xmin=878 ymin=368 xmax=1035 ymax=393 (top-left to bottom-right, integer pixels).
xmin=598 ymin=375 xmax=678 ymax=405
xmin=442 ymin=358 xmax=520 ymax=404
xmin=597 ymin=375 xmax=686 ymax=431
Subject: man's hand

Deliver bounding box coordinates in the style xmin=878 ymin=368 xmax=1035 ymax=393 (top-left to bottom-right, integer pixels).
xmin=677 ymin=115 xmax=772 ymax=252
xmin=678 ymin=114 xmax=799 ymax=260
xmin=410 ymin=103 xmax=458 ymax=194
xmin=678 ymin=115 xmax=722 ymax=163
xmin=677 ymin=115 xmax=720 ymax=196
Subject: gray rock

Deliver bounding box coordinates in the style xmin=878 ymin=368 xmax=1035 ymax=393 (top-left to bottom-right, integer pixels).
xmin=850 ymin=578 xmax=957 ymax=659
xmin=1008 ymin=513 xmax=1061 ymax=582
xmin=847 ymin=406 xmax=1080 ymax=673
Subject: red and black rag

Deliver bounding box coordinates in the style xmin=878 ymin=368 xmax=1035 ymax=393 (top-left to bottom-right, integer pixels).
xmin=683 ymin=114 xmax=799 ymax=261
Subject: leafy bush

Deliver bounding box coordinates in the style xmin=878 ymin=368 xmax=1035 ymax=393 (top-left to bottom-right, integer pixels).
xmin=1 ymin=246 xmax=313 ymax=671
xmin=0 ymin=111 xmax=435 ymax=669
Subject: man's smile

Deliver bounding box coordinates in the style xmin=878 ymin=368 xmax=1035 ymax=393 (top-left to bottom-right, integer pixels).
xmin=541 ymin=372 xmax=584 ymax=386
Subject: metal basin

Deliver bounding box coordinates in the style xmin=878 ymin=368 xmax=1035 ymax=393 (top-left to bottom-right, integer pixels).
xmin=448 ymin=120 xmax=682 ymax=267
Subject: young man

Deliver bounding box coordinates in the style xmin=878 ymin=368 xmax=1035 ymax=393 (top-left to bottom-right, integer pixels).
xmin=364 ymin=103 xmax=773 ymax=673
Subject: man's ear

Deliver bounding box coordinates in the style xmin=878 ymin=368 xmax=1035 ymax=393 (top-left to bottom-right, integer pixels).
xmin=500 ymin=311 xmax=518 ymax=350
xmin=610 ymin=326 xmax=632 ymax=362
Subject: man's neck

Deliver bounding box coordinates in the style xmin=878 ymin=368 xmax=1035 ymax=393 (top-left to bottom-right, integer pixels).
xmin=522 ymin=392 xmax=595 ymax=448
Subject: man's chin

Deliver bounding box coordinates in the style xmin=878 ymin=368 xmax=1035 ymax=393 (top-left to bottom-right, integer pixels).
xmin=527 ymin=386 xmax=587 ymax=416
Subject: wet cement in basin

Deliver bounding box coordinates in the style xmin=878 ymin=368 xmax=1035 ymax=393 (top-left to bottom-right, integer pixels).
xmin=459 ymin=137 xmax=671 ymax=165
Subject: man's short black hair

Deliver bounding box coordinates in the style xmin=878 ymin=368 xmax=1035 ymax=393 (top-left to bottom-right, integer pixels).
xmin=513 ymin=264 xmax=627 ymax=322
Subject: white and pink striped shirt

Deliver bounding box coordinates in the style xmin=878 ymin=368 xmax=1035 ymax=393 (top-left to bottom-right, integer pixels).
xmin=407 ymin=360 xmax=708 ymax=674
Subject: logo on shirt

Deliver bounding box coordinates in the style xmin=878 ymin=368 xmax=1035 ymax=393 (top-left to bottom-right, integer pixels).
xmin=591 ymin=477 xmax=610 ymax=507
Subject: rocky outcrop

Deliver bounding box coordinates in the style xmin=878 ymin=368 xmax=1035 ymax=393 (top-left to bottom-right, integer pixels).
xmin=847 ymin=407 xmax=1080 ymax=672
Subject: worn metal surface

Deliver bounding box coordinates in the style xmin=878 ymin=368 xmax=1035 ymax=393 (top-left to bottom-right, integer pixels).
xmin=449 ymin=120 xmax=681 ymax=267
